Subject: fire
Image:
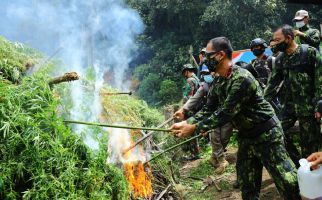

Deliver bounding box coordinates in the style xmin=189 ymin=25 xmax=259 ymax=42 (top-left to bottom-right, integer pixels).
xmin=123 ymin=138 xmax=153 ymax=199
xmin=107 ymin=128 xmax=153 ymax=198
xmin=123 ymin=161 xmax=153 ymax=199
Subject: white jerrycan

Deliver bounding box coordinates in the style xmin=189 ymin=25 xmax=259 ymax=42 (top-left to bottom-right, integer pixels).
xmin=298 ymin=159 xmax=322 ymax=200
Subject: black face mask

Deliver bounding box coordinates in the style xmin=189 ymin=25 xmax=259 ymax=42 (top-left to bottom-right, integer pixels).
xmin=252 ymin=49 xmax=265 ymax=57
xmin=271 ymin=46 xmax=279 ymax=54
xmin=205 ymin=57 xmax=219 ymax=72
xmin=275 ymin=40 xmax=289 ymax=52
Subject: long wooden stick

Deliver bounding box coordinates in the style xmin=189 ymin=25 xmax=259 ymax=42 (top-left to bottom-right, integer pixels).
xmin=101 ymin=91 xmax=132 ymax=95
xmin=144 ymin=134 xmax=203 ymax=164
xmin=122 ymin=117 xmax=174 ymax=154
xmin=48 ymin=72 xmax=79 ymax=86
xmin=63 ymin=120 xmax=171 ymax=132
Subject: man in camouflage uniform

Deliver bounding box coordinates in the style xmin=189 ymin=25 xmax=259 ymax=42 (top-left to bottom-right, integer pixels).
xmin=175 ymin=66 xmax=232 ymax=173
xmin=265 ymin=25 xmax=322 ymax=167
xmin=182 ymin=64 xmax=200 ymax=104
xmin=181 ymin=63 xmax=200 ymax=160
xmin=171 ymin=37 xmax=300 ymax=200
xmin=248 ymin=38 xmax=271 ymax=86
xmin=293 ymin=10 xmax=321 ymax=49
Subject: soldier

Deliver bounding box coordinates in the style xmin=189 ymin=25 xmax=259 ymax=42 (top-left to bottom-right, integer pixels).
xmin=175 ymin=66 xmax=233 ymax=173
xmin=177 ymin=65 xmax=212 ymax=117
xmin=171 ymin=36 xmax=300 ymax=200
xmin=197 ymin=48 xmax=207 ymax=78
xmin=181 ymin=63 xmax=200 ymax=160
xmin=293 ymin=10 xmax=321 ymax=49
xmin=265 ymin=24 xmax=322 ymax=166
xmin=182 ymin=64 xmax=200 ymax=104
xmin=249 ymin=38 xmax=271 ymax=86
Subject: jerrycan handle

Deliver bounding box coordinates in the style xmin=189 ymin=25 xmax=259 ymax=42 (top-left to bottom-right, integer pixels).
xmin=299 ymin=159 xmax=313 ymax=171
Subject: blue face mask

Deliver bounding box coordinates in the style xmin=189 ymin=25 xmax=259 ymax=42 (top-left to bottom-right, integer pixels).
xmin=203 ymin=74 xmax=214 ymax=83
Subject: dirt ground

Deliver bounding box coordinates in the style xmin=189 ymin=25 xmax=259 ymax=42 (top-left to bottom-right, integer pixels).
xmin=179 ymin=147 xmax=283 ymax=200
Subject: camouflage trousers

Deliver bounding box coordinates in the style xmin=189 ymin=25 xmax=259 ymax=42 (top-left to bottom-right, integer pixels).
xmin=237 ymin=125 xmax=300 ymax=200
xmin=209 ymin=122 xmax=233 ymax=158
xmin=281 ymin=115 xmax=321 ymax=167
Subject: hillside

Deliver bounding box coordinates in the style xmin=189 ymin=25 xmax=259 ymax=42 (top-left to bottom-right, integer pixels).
xmin=0 ymin=36 xmax=163 ymax=199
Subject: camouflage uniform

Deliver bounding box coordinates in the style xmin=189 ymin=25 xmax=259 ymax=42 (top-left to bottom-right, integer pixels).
xmin=183 ymin=80 xmax=233 ymax=167
xmin=295 ymin=25 xmax=321 ymax=49
xmin=265 ymin=45 xmax=322 ymax=166
xmin=187 ymin=66 xmax=299 ymax=199
xmin=182 ymin=73 xmax=199 ymax=104
xmin=250 ymin=54 xmax=271 ymax=86
xmin=181 ymin=73 xmax=200 ymax=158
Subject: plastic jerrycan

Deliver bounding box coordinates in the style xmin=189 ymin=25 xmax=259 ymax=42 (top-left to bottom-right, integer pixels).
xmin=298 ymin=159 xmax=322 ymax=200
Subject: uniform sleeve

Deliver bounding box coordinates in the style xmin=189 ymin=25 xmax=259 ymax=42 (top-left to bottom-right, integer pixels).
xmin=182 ymin=82 xmax=191 ymax=102
xmin=187 ymin=78 xmax=196 ymax=97
xmin=183 ymin=86 xmax=205 ymax=111
xmin=264 ymin=62 xmax=283 ymax=102
xmin=309 ymin=48 xmax=322 ymax=110
xmin=187 ymin=76 xmax=255 ymax=133
xmin=244 ymin=62 xmax=259 ymax=79
xmin=301 ymin=29 xmax=321 ymax=48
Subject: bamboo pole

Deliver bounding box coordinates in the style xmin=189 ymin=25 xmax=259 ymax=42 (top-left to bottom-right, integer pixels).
xmin=122 ymin=117 xmax=174 ymax=154
xmin=101 ymin=91 xmax=132 ymax=95
xmin=144 ymin=134 xmax=203 ymax=164
xmin=48 ymin=72 xmax=79 ymax=86
xmin=63 ymin=120 xmax=171 ymax=132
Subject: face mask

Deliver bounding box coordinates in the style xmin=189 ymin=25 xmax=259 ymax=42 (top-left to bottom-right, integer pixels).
xmin=295 ymin=20 xmax=305 ymax=28
xmin=275 ymin=40 xmax=289 ymax=52
xmin=205 ymin=56 xmax=220 ymax=72
xmin=252 ymin=49 xmax=265 ymax=57
xmin=203 ymin=74 xmax=214 ymax=83
xmin=271 ymin=46 xmax=279 ymax=54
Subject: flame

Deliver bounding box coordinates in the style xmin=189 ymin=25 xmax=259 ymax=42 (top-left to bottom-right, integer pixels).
xmin=108 ymin=128 xmax=153 ymax=198
xmin=123 ymin=137 xmax=153 ymax=199
xmin=123 ymin=161 xmax=153 ymax=199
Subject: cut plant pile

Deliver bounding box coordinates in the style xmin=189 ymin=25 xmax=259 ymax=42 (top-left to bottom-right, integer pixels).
xmin=0 ymin=37 xmax=129 ymax=199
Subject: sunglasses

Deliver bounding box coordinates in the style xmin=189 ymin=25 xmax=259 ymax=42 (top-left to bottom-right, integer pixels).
xmin=205 ymin=51 xmax=219 ymax=59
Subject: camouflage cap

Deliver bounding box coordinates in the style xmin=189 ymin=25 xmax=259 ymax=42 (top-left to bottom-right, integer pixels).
xmin=293 ymin=10 xmax=309 ymax=21
xmin=182 ymin=64 xmax=196 ymax=74
xmin=200 ymin=47 xmax=206 ymax=54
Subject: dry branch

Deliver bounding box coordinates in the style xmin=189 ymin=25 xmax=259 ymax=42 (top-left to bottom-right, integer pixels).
xmin=48 ymin=72 xmax=79 ymax=86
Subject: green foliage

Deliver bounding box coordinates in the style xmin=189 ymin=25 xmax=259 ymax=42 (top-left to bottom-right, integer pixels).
xmin=0 ymin=36 xmax=39 ymax=83
xmin=159 ymin=79 xmax=179 ymax=104
xmin=128 ymin=0 xmax=322 ymax=106
xmin=101 ymin=86 xmax=164 ymax=127
xmin=0 ymin=36 xmax=130 ymax=199
xmin=0 ymin=75 xmax=129 ymax=199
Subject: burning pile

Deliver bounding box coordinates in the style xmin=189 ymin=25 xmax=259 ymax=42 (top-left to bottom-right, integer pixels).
xmin=108 ymin=128 xmax=153 ymax=199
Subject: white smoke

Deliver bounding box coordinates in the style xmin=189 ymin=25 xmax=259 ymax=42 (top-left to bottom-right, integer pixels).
xmin=0 ymin=0 xmax=144 ymax=149
xmin=108 ymin=128 xmax=147 ymax=164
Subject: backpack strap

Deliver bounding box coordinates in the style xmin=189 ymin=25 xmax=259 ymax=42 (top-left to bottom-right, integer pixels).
xmin=300 ymin=44 xmax=309 ymax=66
xmin=272 ymin=56 xmax=276 ymax=69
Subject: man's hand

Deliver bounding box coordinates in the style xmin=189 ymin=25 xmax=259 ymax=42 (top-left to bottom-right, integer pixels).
xmin=293 ymin=30 xmax=305 ymax=37
xmin=315 ymin=112 xmax=321 ymax=123
xmin=174 ymin=108 xmax=185 ymax=121
xmin=170 ymin=121 xmax=196 ymax=138
xmin=307 ymin=152 xmax=322 ymax=170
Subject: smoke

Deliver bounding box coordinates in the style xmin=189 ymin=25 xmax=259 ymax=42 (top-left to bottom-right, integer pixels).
xmin=108 ymin=128 xmax=147 ymax=164
xmin=0 ymin=0 xmax=144 ymax=149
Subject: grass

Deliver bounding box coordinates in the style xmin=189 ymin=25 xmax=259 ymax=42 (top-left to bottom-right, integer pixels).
xmin=0 ymin=36 xmax=130 ymax=199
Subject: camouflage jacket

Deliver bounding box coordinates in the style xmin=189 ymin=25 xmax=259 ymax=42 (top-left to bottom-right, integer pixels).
xmin=182 ymin=73 xmax=199 ymax=103
xmin=295 ymin=25 xmax=321 ymax=49
xmin=264 ymin=45 xmax=322 ymax=116
xmin=250 ymin=54 xmax=271 ymax=86
xmin=187 ymin=65 xmax=275 ymax=135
